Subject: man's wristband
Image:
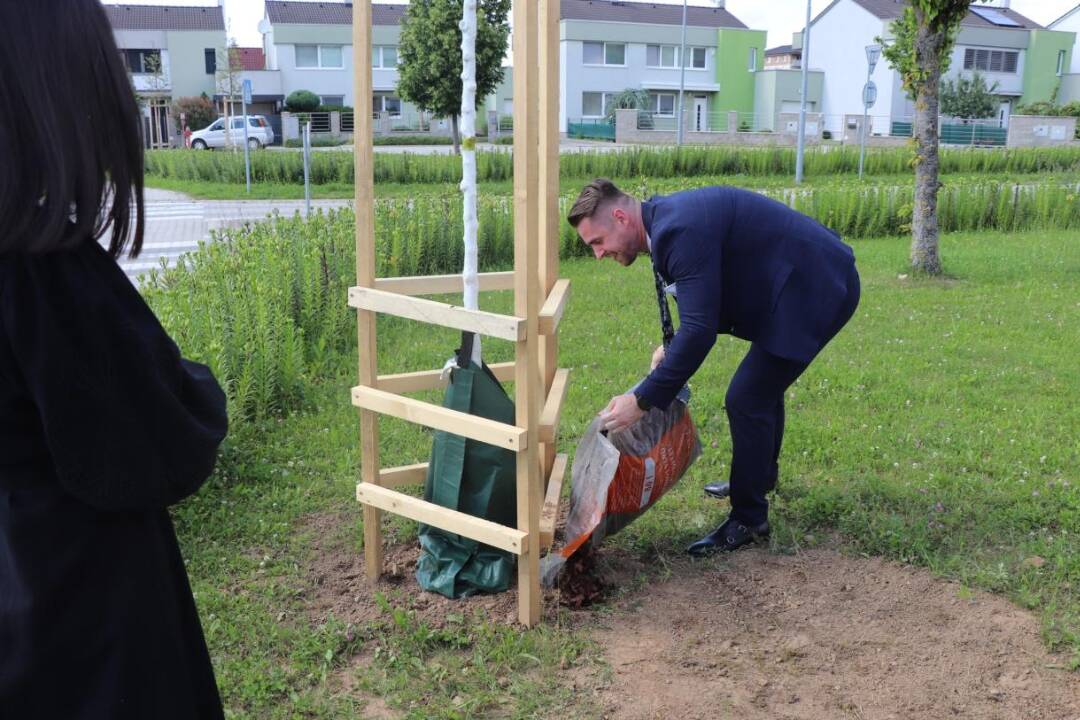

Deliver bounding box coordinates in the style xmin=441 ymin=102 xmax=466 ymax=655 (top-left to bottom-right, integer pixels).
xmin=633 ymin=391 xmax=652 ymax=412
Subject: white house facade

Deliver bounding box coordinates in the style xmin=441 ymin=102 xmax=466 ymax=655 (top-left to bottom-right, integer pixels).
xmin=806 ymin=0 xmax=1074 ymax=136
xmin=106 ymin=3 xmax=227 ymax=147
xmin=1050 ymin=4 xmax=1080 ymax=73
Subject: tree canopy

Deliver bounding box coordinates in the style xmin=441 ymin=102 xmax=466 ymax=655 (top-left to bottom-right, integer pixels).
xmin=396 ymin=0 xmax=511 ymax=148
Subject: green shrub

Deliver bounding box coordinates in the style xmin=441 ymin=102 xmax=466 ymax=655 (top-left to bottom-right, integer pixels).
xmin=285 ymin=90 xmax=320 ymax=112
xmin=172 ymin=95 xmax=215 ymax=132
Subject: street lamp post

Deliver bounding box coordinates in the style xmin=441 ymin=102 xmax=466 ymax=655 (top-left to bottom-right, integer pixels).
xmin=676 ymin=0 xmax=688 ymax=146
xmin=859 ymin=44 xmax=881 ymax=180
xmin=795 ymin=0 xmax=812 ymax=185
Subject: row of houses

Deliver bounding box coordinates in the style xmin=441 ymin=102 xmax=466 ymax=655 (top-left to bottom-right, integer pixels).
xmin=107 ymin=0 xmax=1080 ymax=147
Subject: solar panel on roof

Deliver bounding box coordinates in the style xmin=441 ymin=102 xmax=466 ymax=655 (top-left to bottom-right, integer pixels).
xmin=970 ymin=7 xmax=1022 ymax=27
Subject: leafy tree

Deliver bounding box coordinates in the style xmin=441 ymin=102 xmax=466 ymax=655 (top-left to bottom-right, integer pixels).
xmin=396 ymin=0 xmax=511 ymax=154
xmin=172 ymin=95 xmax=216 ymax=132
xmin=940 ymin=71 xmax=998 ymax=119
xmin=880 ymin=0 xmax=992 ymax=275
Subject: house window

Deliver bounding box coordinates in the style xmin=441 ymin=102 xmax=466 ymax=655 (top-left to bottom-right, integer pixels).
xmin=963 ymin=48 xmax=1018 ymax=73
xmin=690 ymin=46 xmax=706 ymax=69
xmin=647 ymin=44 xmax=678 ymax=68
xmin=582 ymin=91 xmax=616 ymax=117
xmin=582 ymin=91 xmax=603 ymax=117
xmin=648 ymin=93 xmax=676 ymax=116
xmin=373 ymin=93 xmax=402 ymax=118
xmin=1058 ymin=49 xmax=1066 ymax=76
xmin=204 ymin=48 xmax=216 ymax=74
xmin=320 ymin=95 xmax=344 ymax=107
xmin=296 ymin=44 xmax=344 ymax=69
xmin=372 ymin=46 xmax=398 ymax=68
xmin=122 ymin=49 xmax=162 ymax=74
xmin=583 ymin=41 xmax=625 ymax=66
xmin=748 ymin=47 xmax=757 ymax=72
xmin=645 ymin=45 xmax=705 ymax=69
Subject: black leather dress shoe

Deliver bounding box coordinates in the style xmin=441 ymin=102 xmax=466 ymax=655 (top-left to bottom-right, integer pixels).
xmin=703 ymin=482 xmax=730 ymax=499
xmin=686 ymin=518 xmax=770 ymax=557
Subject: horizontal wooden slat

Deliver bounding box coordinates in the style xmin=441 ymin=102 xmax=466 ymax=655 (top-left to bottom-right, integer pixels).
xmin=378 ymin=361 xmax=516 ymax=394
xmin=379 ymin=462 xmax=428 ymax=488
xmin=373 ymin=271 xmax=515 ymax=296
xmin=538 ymin=278 xmax=570 ymax=335
xmin=351 ymin=385 xmax=527 ymax=451
xmin=538 ymin=368 xmax=571 ymax=444
xmin=356 ymin=482 xmax=526 ymax=555
xmin=349 ymin=286 xmax=524 ymax=342
xmin=540 ymin=453 xmax=567 ymax=551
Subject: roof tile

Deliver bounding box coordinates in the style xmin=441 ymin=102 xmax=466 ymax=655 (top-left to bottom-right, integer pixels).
xmin=849 ymin=0 xmax=1042 ymax=30
xmin=265 ymin=0 xmax=746 ymax=29
xmin=105 ymin=4 xmax=226 ymax=31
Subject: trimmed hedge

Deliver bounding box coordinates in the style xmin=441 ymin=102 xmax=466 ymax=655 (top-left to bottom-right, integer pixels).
xmin=144 ymin=145 xmax=1080 ymax=186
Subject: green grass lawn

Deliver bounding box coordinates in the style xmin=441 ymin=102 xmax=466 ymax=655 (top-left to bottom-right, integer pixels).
xmin=172 ymin=228 xmax=1080 ymax=718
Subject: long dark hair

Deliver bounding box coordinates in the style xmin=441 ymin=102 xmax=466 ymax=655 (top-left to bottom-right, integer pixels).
xmin=0 ymin=0 xmax=144 ymax=258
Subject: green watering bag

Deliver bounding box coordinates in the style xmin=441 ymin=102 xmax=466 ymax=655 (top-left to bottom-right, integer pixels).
xmin=416 ymin=336 xmax=517 ymax=598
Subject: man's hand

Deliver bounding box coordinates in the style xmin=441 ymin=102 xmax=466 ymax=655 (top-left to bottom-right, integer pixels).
xmin=650 ymin=344 xmax=665 ymax=370
xmin=598 ymin=393 xmax=644 ymax=433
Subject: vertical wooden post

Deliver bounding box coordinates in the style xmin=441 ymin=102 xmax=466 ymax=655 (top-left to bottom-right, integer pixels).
xmin=538 ymin=0 xmax=561 ymax=482
xmin=353 ymin=0 xmax=383 ymax=581
xmin=513 ymin=0 xmax=542 ymax=627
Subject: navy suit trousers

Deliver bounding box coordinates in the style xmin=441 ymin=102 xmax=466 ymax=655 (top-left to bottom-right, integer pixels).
xmin=725 ymin=265 xmax=861 ymax=527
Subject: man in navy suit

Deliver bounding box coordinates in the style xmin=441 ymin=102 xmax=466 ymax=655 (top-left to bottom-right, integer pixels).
xmin=568 ymin=178 xmax=860 ymax=555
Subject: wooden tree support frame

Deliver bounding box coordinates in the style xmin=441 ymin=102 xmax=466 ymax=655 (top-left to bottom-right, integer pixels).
xmin=351 ymin=0 xmax=565 ymax=626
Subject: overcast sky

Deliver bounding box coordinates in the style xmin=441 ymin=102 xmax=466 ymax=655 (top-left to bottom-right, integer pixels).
xmin=105 ymin=0 xmax=1080 ymax=50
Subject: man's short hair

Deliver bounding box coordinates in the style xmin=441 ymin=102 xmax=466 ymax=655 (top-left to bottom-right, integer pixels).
xmin=567 ymin=178 xmax=630 ymax=228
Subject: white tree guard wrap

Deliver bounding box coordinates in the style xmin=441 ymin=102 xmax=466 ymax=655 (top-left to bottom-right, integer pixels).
xmin=459 ymin=0 xmax=481 ymax=365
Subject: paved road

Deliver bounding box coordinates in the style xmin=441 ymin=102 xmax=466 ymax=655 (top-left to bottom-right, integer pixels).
xmin=109 ymin=189 xmax=352 ymax=281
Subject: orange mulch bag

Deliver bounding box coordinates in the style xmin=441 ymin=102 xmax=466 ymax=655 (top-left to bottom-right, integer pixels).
xmin=540 ymin=385 xmax=701 ymax=586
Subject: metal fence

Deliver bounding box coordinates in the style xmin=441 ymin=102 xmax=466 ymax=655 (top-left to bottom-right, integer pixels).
xmin=308 ymin=111 xmax=331 ymax=134
xmin=567 ymin=118 xmax=615 ymax=141
xmin=889 ymin=119 xmax=1007 ymax=146
xmin=391 ymin=109 xmax=433 ymax=133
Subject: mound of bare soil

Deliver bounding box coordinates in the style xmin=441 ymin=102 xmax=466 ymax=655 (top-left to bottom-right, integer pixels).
xmin=301 ymin=513 xmax=1079 ymax=719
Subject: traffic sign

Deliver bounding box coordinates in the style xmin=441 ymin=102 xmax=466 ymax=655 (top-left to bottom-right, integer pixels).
xmin=862 ymin=81 xmax=877 ymax=109
xmin=866 ymin=44 xmax=881 ymax=74
xmin=242 ymin=78 xmax=252 ymax=105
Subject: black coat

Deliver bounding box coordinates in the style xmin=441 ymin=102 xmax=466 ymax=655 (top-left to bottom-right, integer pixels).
xmin=637 ymin=186 xmax=858 ymax=410
xmin=0 ymin=239 xmax=228 ymax=718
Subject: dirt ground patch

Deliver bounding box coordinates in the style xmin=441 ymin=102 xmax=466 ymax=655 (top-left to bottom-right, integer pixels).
xmin=301 ymin=513 xmax=1079 ymax=719
xmin=583 ymin=547 xmax=1080 ymax=720
xmin=303 ymin=511 xmax=534 ymax=629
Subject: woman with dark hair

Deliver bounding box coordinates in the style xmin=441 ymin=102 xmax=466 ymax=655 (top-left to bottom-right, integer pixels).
xmin=0 ymin=2 xmax=228 ymax=718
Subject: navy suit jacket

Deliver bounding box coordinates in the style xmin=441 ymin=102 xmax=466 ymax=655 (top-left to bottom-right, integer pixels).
xmin=636 ymin=186 xmax=857 ymax=410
